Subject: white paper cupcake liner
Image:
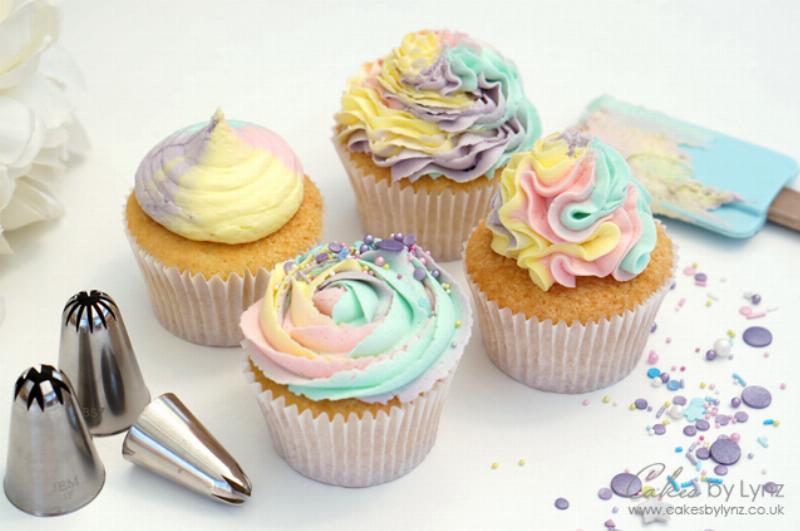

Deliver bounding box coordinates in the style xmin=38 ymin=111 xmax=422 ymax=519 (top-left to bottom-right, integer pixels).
xmin=124 ymin=226 xmax=270 ymax=347
xmin=334 ymin=136 xmax=497 ymax=261
xmin=466 ymin=235 xmax=677 ymax=394
xmin=244 ymin=362 xmax=454 ymax=487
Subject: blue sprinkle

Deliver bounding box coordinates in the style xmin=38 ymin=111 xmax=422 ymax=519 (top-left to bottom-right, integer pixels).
xmin=675 ymin=447 xmax=683 ymax=453
xmin=647 ymin=368 xmax=661 ymax=379
xmin=705 ymin=477 xmax=723 ymax=485
xmin=668 ymin=475 xmax=680 ymax=491
xmin=667 ymin=379 xmax=681 ymax=391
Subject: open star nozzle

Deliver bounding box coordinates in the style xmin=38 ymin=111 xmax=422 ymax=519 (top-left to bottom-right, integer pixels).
xmin=4 ymin=365 xmax=105 ymax=516
xmin=59 ymin=290 xmax=150 ymax=435
xmin=122 ymin=393 xmax=252 ymax=505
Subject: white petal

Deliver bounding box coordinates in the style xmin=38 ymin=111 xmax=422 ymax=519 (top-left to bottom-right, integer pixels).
xmin=4 ymin=73 xmax=73 ymax=130
xmin=0 ymin=230 xmax=12 ymax=254
xmin=0 ymin=174 xmax=63 ymax=230
xmin=30 ymin=141 xmax=66 ymax=168
xmin=0 ymin=0 xmax=61 ymax=90
xmin=39 ymin=44 xmax=85 ymax=104
xmin=0 ymin=164 xmax=14 ymax=211
xmin=0 ymin=94 xmax=44 ymax=168
xmin=65 ymin=114 xmax=88 ymax=153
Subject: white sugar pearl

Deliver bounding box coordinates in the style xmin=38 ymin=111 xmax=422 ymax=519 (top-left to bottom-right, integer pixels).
xmin=714 ymin=338 xmax=732 ymax=357
xmin=668 ymin=405 xmax=684 ymax=419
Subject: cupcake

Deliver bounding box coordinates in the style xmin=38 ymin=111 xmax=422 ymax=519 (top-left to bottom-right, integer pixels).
xmin=125 ymin=110 xmax=323 ymax=347
xmin=333 ymin=30 xmax=541 ymax=261
xmin=465 ymin=131 xmax=675 ymax=393
xmin=241 ymin=234 xmax=472 ymax=487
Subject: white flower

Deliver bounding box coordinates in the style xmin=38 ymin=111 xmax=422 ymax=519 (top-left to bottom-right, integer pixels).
xmin=0 ymin=0 xmax=60 ymax=90
xmin=0 ymin=0 xmax=87 ymax=254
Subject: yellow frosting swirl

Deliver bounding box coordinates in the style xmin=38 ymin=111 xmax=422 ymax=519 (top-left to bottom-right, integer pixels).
xmin=135 ymin=110 xmax=304 ymax=244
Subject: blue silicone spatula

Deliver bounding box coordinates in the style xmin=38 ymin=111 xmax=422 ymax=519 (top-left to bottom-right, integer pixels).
xmin=577 ymin=96 xmax=799 ymax=238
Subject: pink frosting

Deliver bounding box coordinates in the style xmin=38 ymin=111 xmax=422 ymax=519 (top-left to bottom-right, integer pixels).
xmin=512 ymin=154 xmax=644 ymax=288
xmin=234 ymin=124 xmax=303 ymax=175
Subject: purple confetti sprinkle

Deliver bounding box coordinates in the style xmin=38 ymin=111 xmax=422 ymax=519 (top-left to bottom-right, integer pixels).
xmin=610 ymin=472 xmax=642 ymax=498
xmin=742 ymin=326 xmax=773 ymax=348
xmin=554 ymin=497 xmax=569 ymax=510
xmin=377 ymin=238 xmax=405 ymax=252
xmin=741 ymin=385 xmax=772 ymax=409
xmin=710 ymin=438 xmax=741 ymax=465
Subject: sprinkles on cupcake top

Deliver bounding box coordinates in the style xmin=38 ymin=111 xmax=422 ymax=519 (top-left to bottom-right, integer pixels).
xmin=240 ymin=234 xmax=471 ymax=403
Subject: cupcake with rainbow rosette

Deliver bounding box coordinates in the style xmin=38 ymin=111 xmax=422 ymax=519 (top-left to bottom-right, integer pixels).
xmin=334 ymin=29 xmax=541 ymax=261
xmin=465 ymin=131 xmax=676 ymax=393
xmin=240 ymin=233 xmax=472 ymax=487
xmin=125 ymin=110 xmax=323 ymax=346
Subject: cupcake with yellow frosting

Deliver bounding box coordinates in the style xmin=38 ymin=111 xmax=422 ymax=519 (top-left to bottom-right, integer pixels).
xmin=334 ymin=29 xmax=541 ymax=261
xmin=241 ymin=234 xmax=472 ymax=486
xmin=465 ymin=131 xmax=675 ymax=393
xmin=125 ymin=110 xmax=323 ymax=346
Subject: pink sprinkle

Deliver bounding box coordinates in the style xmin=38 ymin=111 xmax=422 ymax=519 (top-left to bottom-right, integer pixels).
xmin=780 ymin=383 xmax=787 ymax=390
xmin=694 ymin=347 xmax=700 ymax=353
xmin=731 ymin=433 xmax=741 ymax=443
xmin=666 ymin=337 xmax=672 ymax=344
xmin=680 ymin=366 xmax=686 ymax=372
xmin=678 ymin=298 xmax=686 ymax=307
xmin=647 ymin=350 xmax=659 ymax=364
xmin=764 ymin=352 xmax=770 ymax=358
xmin=683 ymin=266 xmax=697 ymax=276
xmin=581 ymin=399 xmax=590 ymax=406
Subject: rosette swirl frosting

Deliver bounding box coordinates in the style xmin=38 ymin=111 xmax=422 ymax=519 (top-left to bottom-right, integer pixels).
xmin=135 ymin=109 xmax=304 ymax=244
xmin=336 ymin=30 xmax=541 ymax=183
xmin=240 ymin=235 xmax=471 ymax=403
xmin=487 ymin=131 xmax=658 ymax=291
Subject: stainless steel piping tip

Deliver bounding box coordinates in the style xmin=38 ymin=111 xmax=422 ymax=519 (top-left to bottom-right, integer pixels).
xmin=59 ymin=290 xmax=150 ymax=436
xmin=122 ymin=393 xmax=252 ymax=505
xmin=4 ymin=365 xmax=105 ymax=517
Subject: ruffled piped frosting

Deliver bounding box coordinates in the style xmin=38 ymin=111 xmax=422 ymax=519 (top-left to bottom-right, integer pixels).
xmin=336 ymin=30 xmax=541 ymax=183
xmin=487 ymin=131 xmax=658 ymax=291
xmin=135 ymin=109 xmax=304 ymax=244
xmin=240 ymin=235 xmax=471 ymax=403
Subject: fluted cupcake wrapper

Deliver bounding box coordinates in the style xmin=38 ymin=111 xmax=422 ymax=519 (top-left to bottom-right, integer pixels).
xmin=334 ymin=136 xmax=496 ymax=262
xmin=466 ymin=238 xmax=677 ymax=394
xmin=125 ymin=228 xmax=269 ymax=347
xmin=244 ymin=362 xmax=454 ymax=487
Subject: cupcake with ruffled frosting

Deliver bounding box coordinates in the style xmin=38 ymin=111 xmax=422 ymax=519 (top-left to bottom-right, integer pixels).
xmin=241 ymin=233 xmax=472 ymax=486
xmin=465 ymin=131 xmax=675 ymax=393
xmin=125 ymin=110 xmax=323 ymax=346
xmin=334 ymin=29 xmax=541 ymax=260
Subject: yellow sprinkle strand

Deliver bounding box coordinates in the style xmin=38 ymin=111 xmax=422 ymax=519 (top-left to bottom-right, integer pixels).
xmin=518 ymin=459 xmax=525 ymax=467
xmin=491 ymin=462 xmax=499 ymax=470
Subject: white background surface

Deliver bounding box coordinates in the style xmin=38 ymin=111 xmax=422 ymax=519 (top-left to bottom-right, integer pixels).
xmin=2 ymin=1 xmax=800 ymax=529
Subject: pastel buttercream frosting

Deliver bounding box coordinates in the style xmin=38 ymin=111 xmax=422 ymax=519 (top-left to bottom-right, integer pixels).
xmin=240 ymin=235 xmax=471 ymax=403
xmin=487 ymin=131 xmax=658 ymax=291
xmin=135 ymin=109 xmax=304 ymax=244
xmin=336 ymin=30 xmax=541 ymax=183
